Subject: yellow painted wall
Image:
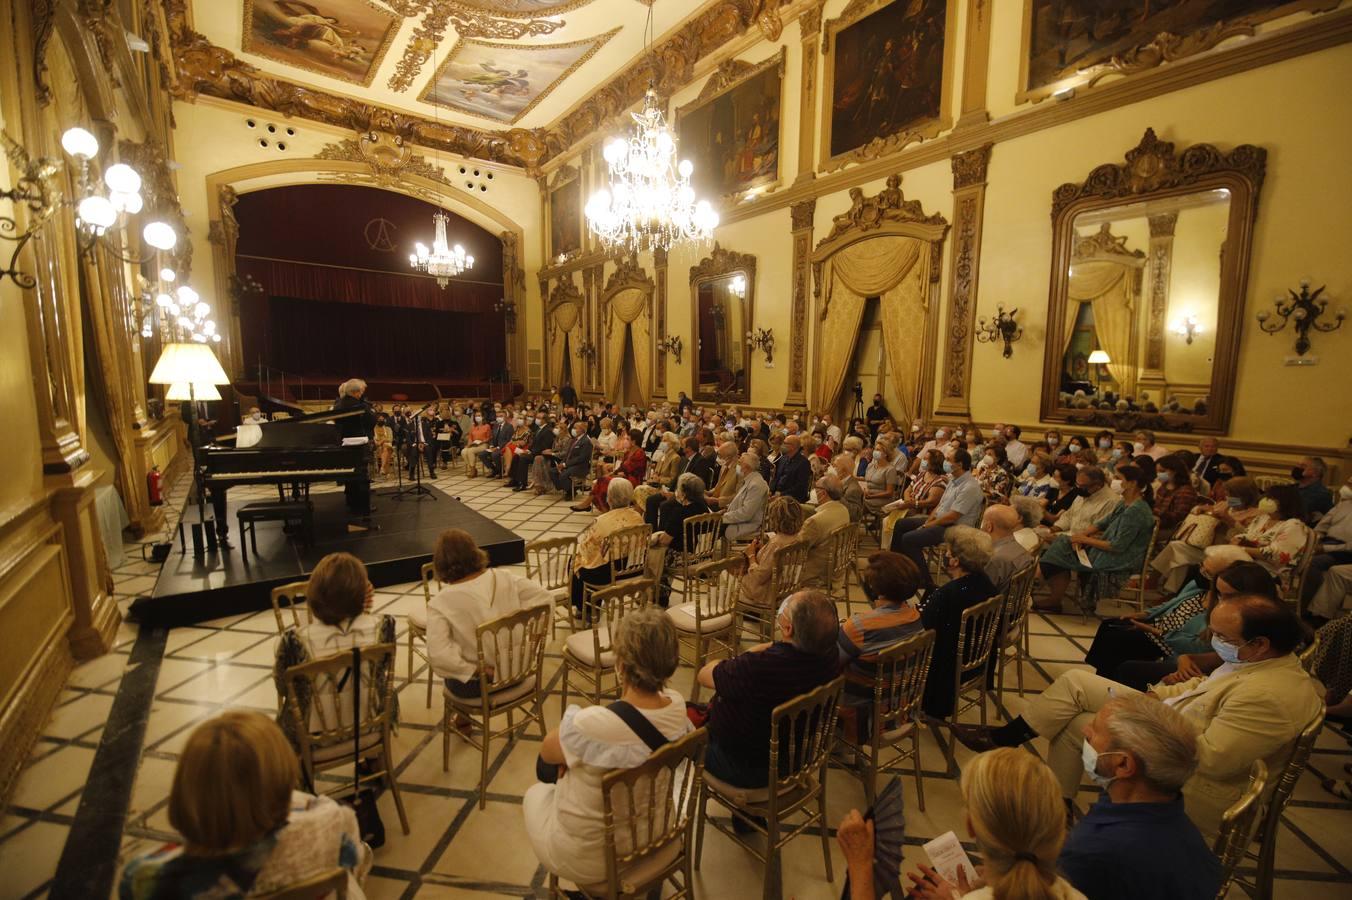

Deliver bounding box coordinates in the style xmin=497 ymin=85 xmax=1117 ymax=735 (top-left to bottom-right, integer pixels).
xmin=1164 ymin=201 xmax=1228 ymax=388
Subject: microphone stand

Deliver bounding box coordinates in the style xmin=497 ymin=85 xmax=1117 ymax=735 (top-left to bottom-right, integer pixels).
xmin=392 ymin=401 xmax=437 ymax=502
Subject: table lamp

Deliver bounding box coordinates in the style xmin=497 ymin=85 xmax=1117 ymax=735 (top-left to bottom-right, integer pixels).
xmin=1087 ymin=349 xmax=1110 ymax=395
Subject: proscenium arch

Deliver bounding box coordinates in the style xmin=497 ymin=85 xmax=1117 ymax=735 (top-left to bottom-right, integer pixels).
xmin=203 ymin=158 xmax=527 ymax=378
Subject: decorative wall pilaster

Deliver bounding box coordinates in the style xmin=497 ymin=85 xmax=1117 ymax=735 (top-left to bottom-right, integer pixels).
xmin=208 ymin=184 xmax=242 ymax=377
xmin=935 ymin=143 xmax=993 ymax=419
xmin=583 ymin=264 xmax=603 ymax=394
xmin=654 ymin=247 xmax=668 ymax=398
xmin=956 ymin=0 xmax=993 ymax=129
xmin=1139 ymin=212 xmax=1178 ymax=395
xmin=787 ymin=198 xmax=815 ymax=407
xmin=795 ymin=2 xmax=824 ymax=183
xmin=499 ymin=230 xmax=525 ymax=378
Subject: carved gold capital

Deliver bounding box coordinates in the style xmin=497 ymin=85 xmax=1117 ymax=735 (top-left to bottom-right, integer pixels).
xmin=951 ymin=143 xmax=993 ymax=190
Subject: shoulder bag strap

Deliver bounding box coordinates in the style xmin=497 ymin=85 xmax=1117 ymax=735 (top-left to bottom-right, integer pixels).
xmin=607 ymin=699 xmax=670 ymax=753
xmin=351 ymin=646 xmax=361 ymax=794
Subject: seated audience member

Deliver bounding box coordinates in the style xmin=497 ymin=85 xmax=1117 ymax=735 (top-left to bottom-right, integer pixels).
xmin=643 ymin=431 xmax=681 ymax=490
xmin=837 ymin=552 xmax=924 ymax=709
xmin=707 ymin=441 xmax=743 ymax=508
xmin=1003 ymin=425 xmax=1030 ymax=470
xmin=1035 ymin=465 xmax=1154 ymax=613
xmin=1152 ymin=454 xmax=1200 ymax=532
xmin=1057 ymin=696 xmax=1221 ymax=900
xmin=881 ymin=449 xmax=948 ymax=542
xmin=889 ymin=450 xmax=983 ymax=587
xmin=575 ymin=428 xmax=647 ymax=512
xmin=697 ymin=590 xmax=841 ymax=790
xmin=1150 ymin=476 xmax=1261 ymax=594
xmin=832 ymin=452 xmax=868 ymax=523
xmin=951 ymin=594 xmax=1324 ymax=842
xmin=1041 ymin=462 xmax=1082 ymax=521
xmin=750 ymin=438 xmax=774 ymax=482
xmin=981 ymin=504 xmax=1033 ymax=593
xmin=1010 ymin=495 xmax=1046 ymax=553
xmin=1191 ymin=436 xmax=1226 ymax=487
xmin=427 ymin=529 xmax=552 ymax=700
xmin=550 ymin=419 xmax=594 ymax=500
xmin=976 ymin=444 xmax=1016 ymax=502
xmin=1014 ymin=450 xmax=1056 ymax=501
xmin=594 ymin=417 xmax=618 ymax=458
xmin=273 ymin=552 xmax=396 ymax=749
xmin=918 ymin=526 xmax=996 ymax=719
xmin=1085 ymin=547 xmax=1254 ymax=689
xmin=900 ymin=749 xmax=1086 ymax=900
xmin=1093 ymin=430 xmax=1118 ymax=468
xmin=799 ymin=473 xmax=852 ymax=588
xmin=1305 ymin=475 xmax=1352 ymax=622
xmin=1230 ymin=483 xmax=1311 ymax=577
xmin=373 ymin=414 xmax=394 ymax=477
xmin=524 ymin=608 xmax=692 ymax=888
xmin=861 ymin=442 xmax=901 ymax=513
xmin=769 ymin=433 xmax=812 ymax=502
xmin=1293 ymin=456 xmax=1334 ymax=523
xmin=520 ymin=416 xmax=560 ymax=493
xmin=118 ymin=711 xmax=371 ymax=900
xmin=653 ymin=472 xmax=712 ymax=552
xmin=721 ymin=451 xmax=769 ymax=542
xmin=569 ymin=481 xmax=645 ymax=613
xmin=1134 ymin=429 xmax=1169 ymax=461
xmin=464 ymin=411 xmax=493 ymax=477
xmin=738 ymin=495 xmax=806 ymax=609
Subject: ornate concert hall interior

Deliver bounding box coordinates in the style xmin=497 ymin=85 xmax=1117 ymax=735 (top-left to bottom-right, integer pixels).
xmin=1 ymin=1 xmax=1350 ymax=898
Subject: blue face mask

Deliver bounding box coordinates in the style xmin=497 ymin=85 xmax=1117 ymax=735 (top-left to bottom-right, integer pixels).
xmin=918 ymin=460 xmax=928 ymax=471
xmin=1026 ymin=464 xmax=1040 ymax=476
xmin=1226 ymin=497 xmax=1244 ymax=509
xmin=943 ymin=461 xmax=954 ymax=474
xmin=1158 ymin=472 xmax=1171 ymax=483
xmin=1211 ymin=634 xmax=1251 ymax=665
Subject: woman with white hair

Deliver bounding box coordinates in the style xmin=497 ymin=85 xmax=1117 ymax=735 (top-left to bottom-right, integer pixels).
xmin=569 ymin=478 xmax=644 ymax=614
xmin=918 ymin=525 xmax=997 ymax=719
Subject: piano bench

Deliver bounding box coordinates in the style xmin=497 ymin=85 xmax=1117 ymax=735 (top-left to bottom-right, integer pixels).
xmin=237 ymin=500 xmax=314 ymax=557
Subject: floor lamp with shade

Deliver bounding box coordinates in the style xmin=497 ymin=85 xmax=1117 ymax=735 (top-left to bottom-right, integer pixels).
xmin=149 ymin=343 xmax=230 ymax=554
xmin=1087 ymin=349 xmax=1111 ymax=397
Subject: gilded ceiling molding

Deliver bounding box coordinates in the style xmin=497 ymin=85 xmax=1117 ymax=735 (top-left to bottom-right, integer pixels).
xmin=603 ymin=254 xmax=654 ymax=298
xmin=386 ymin=5 xmax=565 ymax=94
xmin=315 ymin=130 xmax=452 ymax=188
xmin=161 ymin=0 xmax=558 ymax=171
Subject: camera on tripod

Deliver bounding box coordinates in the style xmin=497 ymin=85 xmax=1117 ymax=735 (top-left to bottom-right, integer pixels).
xmin=853 ymin=381 xmax=864 ymax=402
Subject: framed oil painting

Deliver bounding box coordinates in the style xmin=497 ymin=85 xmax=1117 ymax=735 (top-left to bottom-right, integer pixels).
xmin=242 ymin=0 xmax=399 ymax=86
xmin=548 ymin=171 xmax=582 ymax=260
xmin=821 ymin=0 xmax=956 ymax=168
xmin=1019 ymin=0 xmax=1342 ymax=101
xmin=676 ymin=50 xmax=785 ymax=200
xmin=420 ymin=30 xmax=618 ymax=125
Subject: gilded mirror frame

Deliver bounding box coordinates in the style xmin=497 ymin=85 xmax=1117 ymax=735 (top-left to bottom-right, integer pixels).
xmin=690 ymin=244 xmax=757 ymax=405
xmin=1040 ymin=129 xmax=1266 ymax=435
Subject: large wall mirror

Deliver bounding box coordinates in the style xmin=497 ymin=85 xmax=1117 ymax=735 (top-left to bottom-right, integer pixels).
xmin=691 ymin=244 xmax=757 ymax=404
xmin=1041 ymin=129 xmax=1266 ymax=434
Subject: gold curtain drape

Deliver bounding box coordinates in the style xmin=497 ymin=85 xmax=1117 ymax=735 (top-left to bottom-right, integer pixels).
xmin=1067 ymin=261 xmax=1135 ymax=393
xmin=549 ymin=301 xmax=580 ymax=389
xmin=606 ymin=288 xmax=649 ymax=402
xmin=877 ymin=248 xmax=930 ymax=426
xmin=631 ymin=307 xmax=652 ymax=404
xmin=816 ymin=237 xmax=925 ymax=414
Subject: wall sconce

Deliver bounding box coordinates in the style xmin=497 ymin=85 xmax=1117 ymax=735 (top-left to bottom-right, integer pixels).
xmin=578 ymin=339 xmax=598 ymax=364
xmin=61 ymin=126 xmax=178 ymax=263
xmin=975 ymin=304 xmax=1023 ymax=358
xmin=746 ymin=327 xmax=774 ymax=366
xmin=1256 ymin=279 xmax=1345 ymax=356
xmin=728 ymin=274 xmax=746 ymax=298
xmin=657 ymin=334 xmax=683 ymax=364
xmin=493 ymin=296 xmax=517 ymax=333
xmin=0 ymin=130 xmax=62 ymax=289
xmin=1169 ymin=313 xmax=1203 ymax=345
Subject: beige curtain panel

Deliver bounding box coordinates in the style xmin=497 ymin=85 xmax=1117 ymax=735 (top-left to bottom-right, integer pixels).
xmin=816 ymin=236 xmax=925 ymax=414
xmin=605 ymin=288 xmax=650 ymax=403
xmin=1067 ymin=261 xmax=1135 ymax=393
xmin=548 ymin=301 xmax=580 ymax=389
xmin=878 ymin=247 xmax=931 ymax=426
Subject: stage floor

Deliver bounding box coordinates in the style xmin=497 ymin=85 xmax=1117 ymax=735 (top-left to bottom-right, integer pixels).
xmin=129 ymin=483 xmax=524 ymax=627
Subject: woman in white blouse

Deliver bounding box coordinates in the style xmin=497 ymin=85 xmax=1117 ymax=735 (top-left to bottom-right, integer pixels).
xmin=524 ymin=607 xmax=692 ymax=888
xmin=425 ymin=529 xmax=552 ymax=700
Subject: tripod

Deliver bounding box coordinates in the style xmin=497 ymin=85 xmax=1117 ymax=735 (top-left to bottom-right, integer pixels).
xmin=392 ymin=403 xmax=437 ymax=502
xmin=851 ymin=382 xmax=865 ymax=424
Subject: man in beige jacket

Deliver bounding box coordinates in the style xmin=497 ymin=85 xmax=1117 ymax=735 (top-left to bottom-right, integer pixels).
xmin=799 ymin=474 xmax=852 ymax=588
xmin=951 ymin=594 xmax=1322 ymax=841
xmin=707 ymin=441 xmax=743 ymax=509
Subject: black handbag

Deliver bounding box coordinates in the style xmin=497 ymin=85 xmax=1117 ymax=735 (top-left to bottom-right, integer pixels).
xmin=339 ymin=647 xmax=386 ymax=849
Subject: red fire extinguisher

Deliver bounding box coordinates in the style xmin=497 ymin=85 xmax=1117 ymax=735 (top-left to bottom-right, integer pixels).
xmin=147 ymin=465 xmax=164 ymax=506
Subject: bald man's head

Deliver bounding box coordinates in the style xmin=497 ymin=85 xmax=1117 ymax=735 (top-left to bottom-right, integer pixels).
xmin=982 ymin=504 xmax=1021 ymax=539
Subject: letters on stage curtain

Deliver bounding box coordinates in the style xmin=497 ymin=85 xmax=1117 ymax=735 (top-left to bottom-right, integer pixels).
xmin=816 ymin=237 xmax=924 ymax=415
xmin=1067 ymin=260 xmax=1135 ymax=394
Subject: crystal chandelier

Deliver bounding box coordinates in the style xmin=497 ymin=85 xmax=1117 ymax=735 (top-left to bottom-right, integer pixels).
xmin=586 ymin=88 xmax=718 ymax=254
xmin=409 ymin=209 xmax=474 ymax=288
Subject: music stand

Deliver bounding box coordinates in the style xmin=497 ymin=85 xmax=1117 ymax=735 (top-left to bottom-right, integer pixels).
xmin=392 ymin=402 xmax=437 ymax=502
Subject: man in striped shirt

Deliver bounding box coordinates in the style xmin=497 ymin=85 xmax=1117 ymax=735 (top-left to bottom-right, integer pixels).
xmin=837 ymin=551 xmax=926 ymax=709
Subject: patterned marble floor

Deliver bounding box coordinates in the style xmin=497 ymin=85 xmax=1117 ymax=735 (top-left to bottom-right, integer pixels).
xmin=1 ymin=467 xmax=1348 ymax=899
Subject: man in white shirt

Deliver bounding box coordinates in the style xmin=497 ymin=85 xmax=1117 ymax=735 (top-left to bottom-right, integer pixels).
xmin=821 ymin=414 xmax=843 ymax=446
xmin=889 ymin=449 xmax=984 ymax=587
xmin=1053 ymin=467 xmax=1121 ymax=535
xmin=1004 ymin=425 xmax=1030 ymax=469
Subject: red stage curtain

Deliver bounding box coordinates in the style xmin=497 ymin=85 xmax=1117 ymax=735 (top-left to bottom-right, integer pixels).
xmin=236 ymin=256 xmax=501 ymax=312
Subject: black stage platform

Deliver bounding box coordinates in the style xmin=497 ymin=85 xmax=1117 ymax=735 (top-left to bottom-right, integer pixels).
xmin=130 ymin=486 xmax=524 ymax=627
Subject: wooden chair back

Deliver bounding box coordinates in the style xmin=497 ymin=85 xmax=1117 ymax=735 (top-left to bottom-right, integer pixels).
xmin=606 ymin=523 xmax=653 ymax=581
xmin=598 ymin=729 xmax=709 ymax=894
xmin=768 ymin=676 xmax=845 ymax=804
xmin=270 ymin=580 xmax=311 ymax=634
xmin=690 ymin=556 xmax=742 ymax=622
xmin=472 ymin=603 xmax=551 ymax=696
xmin=253 ymin=867 xmax=348 ymax=900
xmin=1213 ymin=760 xmax=1267 ymax=900
xmin=581 ymin=578 xmax=657 ymax=662
xmin=826 ymin=522 xmax=862 ymax=590
xmin=955 ymin=595 xmax=1005 ymax=693
xmin=1287 ymin=526 xmax=1320 ymax=613
xmin=870 ymin=629 xmax=936 ymax=741
xmin=282 ymin=643 xmax=397 ymax=779
xmin=524 ymin=535 xmax=576 ymax=592
xmin=680 ymin=511 xmax=726 ymax=572
xmin=1000 ymin=561 xmax=1040 ymax=641
xmin=420 ymin=560 xmax=441 ymax=605
xmin=767 ymin=540 xmax=810 ymax=603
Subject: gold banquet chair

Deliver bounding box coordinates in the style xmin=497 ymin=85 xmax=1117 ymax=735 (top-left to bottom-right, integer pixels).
xmin=269 ymin=580 xmax=311 ymax=634
xmin=665 ymin=511 xmax=726 ymax=605
xmin=667 ymin=557 xmax=740 ymax=702
xmin=941 ymin=594 xmax=1005 ymax=771
xmin=735 ymin=541 xmax=809 ymax=647
xmin=524 ymin=535 xmax=579 ymax=637
xmin=402 ymin=561 xmax=441 ymax=708
xmin=1213 ymin=760 xmax=1268 ymax=900
xmin=696 ymin=676 xmax=845 ymax=900
xmin=281 ymin=643 xmax=409 ymax=836
xmin=581 ymin=524 xmax=653 ymax=616
xmin=548 ymin=729 xmax=709 ymax=900
xmin=441 ymin=603 xmax=552 ymax=809
xmin=835 ymin=629 xmax=936 ymax=810
xmin=254 ymin=868 xmax=348 ymax=900
xmin=993 ymin=560 xmax=1041 ymax=709
xmin=561 ymin=578 xmax=657 ymax=715
xmin=824 ymin=522 xmax=865 ymax=616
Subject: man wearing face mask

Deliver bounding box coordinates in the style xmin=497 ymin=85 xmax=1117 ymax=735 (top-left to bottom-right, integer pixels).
xmin=1057 ymin=695 xmax=1221 ymax=900
xmin=865 ymin=393 xmax=889 ymax=439
xmin=768 ymin=434 xmax=811 ymax=503
xmin=1051 ymin=466 xmax=1121 ymax=536
xmin=507 ymin=414 xmax=553 ymax=491
xmin=480 ymin=413 xmax=515 ymax=477
xmin=951 ymin=594 xmax=1323 ymax=842
xmin=720 ymin=452 xmax=769 ymax=542
xmin=1291 ymin=456 xmax=1334 ymax=523
xmin=888 ymin=449 xmax=984 ymax=586
xmin=551 ymin=419 xmax=593 ymax=500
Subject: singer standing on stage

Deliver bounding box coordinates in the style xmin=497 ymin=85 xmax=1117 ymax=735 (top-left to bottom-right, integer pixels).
xmin=334 ymin=379 xmax=376 ymax=525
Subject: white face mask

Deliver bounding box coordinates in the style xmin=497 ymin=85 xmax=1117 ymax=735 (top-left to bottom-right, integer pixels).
xmin=1133 ymin=441 xmax=1146 ymax=454
xmin=1340 ymin=485 xmax=1352 ymax=501
xmin=474 ymin=416 xmax=483 ymax=423
xmin=872 ymin=450 xmax=883 ymax=461
xmin=1081 ymin=740 xmax=1124 ymax=789
xmin=1111 ymin=478 xmax=1124 ymax=494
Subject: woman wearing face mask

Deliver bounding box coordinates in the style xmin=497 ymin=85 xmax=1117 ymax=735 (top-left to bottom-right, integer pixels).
xmin=1151 ymin=455 xmax=1199 ymax=532
xmin=880 ymin=448 xmax=949 ymax=548
xmin=1035 ymin=465 xmax=1156 ymax=613
xmin=594 ymin=417 xmax=618 ymax=461
xmin=1015 ymin=451 xmax=1057 ymax=501
xmin=831 ymin=452 xmax=867 ymax=523
xmin=464 ymin=411 xmax=492 ymax=477
xmin=1058 ymin=435 xmax=1085 ymax=465
xmin=1092 ymin=430 xmax=1116 ymax=466
xmin=917 ymin=526 xmax=997 ymax=719
xmin=1228 ymin=484 xmax=1312 ymax=578
xmin=1149 ymin=477 xmax=1261 ymax=594
xmin=862 ymin=442 xmax=900 ymax=513
xmin=976 ymin=445 xmax=1015 ymax=503
xmin=1043 ymin=429 xmax=1064 ymax=456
